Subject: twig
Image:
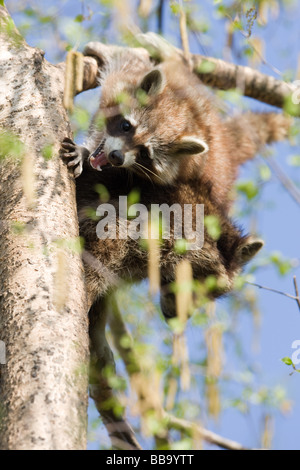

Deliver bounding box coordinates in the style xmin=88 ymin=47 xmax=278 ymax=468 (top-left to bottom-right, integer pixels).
xmin=135 ymin=33 xmax=300 ymax=113
xmin=293 ymin=276 xmax=300 ymax=312
xmin=157 ymin=0 xmax=164 ymax=35
xmin=138 ymin=0 xmax=152 ymax=18
xmin=108 ymin=295 xmax=255 ymax=450
xmin=246 ymin=280 xmax=300 ymax=312
xmin=162 ymin=412 xmax=258 ymax=450
xmin=265 ymin=157 xmax=300 ymax=208
xmin=178 ymin=1 xmax=191 ymax=69
xmin=224 ymin=11 xmax=283 ymax=78
xmin=74 ymin=35 xmax=300 ymax=114
xmin=89 ymin=299 xmax=142 ymax=450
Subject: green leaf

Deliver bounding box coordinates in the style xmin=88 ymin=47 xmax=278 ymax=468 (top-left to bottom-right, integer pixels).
xmin=170 ymin=3 xmax=181 ymax=15
xmin=75 ymin=14 xmax=84 ymax=23
xmin=127 ymin=188 xmax=141 ymax=206
xmin=84 ymin=207 xmax=99 ymax=221
xmin=288 ymin=155 xmax=300 ymax=166
xmin=24 ymin=8 xmax=36 ymax=17
xmin=281 ymin=357 xmax=293 ymax=366
xmin=42 ymin=144 xmax=54 ymax=161
xmin=204 ymin=215 xmax=221 ymax=240
xmin=40 ymin=16 xmax=53 ymax=24
xmin=11 ymin=221 xmax=26 ymax=235
xmin=236 ymin=181 xmax=259 ymax=200
xmin=269 ymin=252 xmax=293 ymax=276
xmin=94 ymin=184 xmax=110 ymax=203
xmin=196 ymin=60 xmax=216 ymax=74
xmin=259 ymin=164 xmax=271 ymax=181
xmin=171 ymin=438 xmax=193 ymax=450
xmin=174 ymin=239 xmax=188 ymax=254
xmin=0 ymin=130 xmax=24 ymax=160
xmin=284 ymin=94 xmax=300 ymax=117
xmin=72 ymin=107 xmax=90 ymax=131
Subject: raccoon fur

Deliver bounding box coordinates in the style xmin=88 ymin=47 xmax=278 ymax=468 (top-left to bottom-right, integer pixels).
xmin=60 ymin=49 xmax=290 ymax=317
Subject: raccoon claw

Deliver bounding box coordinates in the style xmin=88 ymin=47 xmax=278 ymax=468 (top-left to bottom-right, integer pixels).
xmin=73 ymin=165 xmax=83 ymax=178
xmin=60 ymin=137 xmax=88 ymax=178
xmin=60 ymin=137 xmax=77 ymax=158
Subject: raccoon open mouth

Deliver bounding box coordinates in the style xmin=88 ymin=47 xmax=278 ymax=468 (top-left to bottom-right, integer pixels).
xmin=89 ymin=140 xmax=111 ymax=171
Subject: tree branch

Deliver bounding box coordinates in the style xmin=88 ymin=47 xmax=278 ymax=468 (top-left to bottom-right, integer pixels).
xmin=265 ymin=156 xmax=300 ymax=208
xmin=70 ymin=33 xmax=299 ymax=116
xmin=135 ymin=32 xmax=300 ymax=113
xmin=108 ymin=297 xmax=255 ymax=450
xmin=88 ymin=297 xmax=142 ymax=450
xmin=162 ymin=412 xmax=255 ymax=450
xmin=293 ymin=276 xmax=300 ymax=312
xmin=247 ymin=281 xmax=300 ymax=313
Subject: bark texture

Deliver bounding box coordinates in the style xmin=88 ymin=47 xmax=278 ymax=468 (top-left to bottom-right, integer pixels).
xmin=0 ymin=6 xmax=89 ymax=450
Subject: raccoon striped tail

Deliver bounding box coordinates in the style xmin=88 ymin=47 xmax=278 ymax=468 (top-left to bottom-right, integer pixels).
xmin=226 ymin=112 xmax=292 ymax=165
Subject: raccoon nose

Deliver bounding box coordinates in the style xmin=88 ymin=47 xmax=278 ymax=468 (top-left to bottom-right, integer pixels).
xmin=108 ymin=150 xmax=124 ymax=167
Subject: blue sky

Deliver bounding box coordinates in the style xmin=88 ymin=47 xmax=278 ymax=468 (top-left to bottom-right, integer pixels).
xmin=6 ymin=0 xmax=300 ymax=450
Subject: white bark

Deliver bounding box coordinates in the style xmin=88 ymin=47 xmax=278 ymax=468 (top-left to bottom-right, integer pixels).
xmin=0 ymin=5 xmax=89 ymax=450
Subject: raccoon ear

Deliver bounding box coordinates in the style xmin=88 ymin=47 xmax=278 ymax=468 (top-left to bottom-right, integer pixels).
xmin=139 ymin=69 xmax=165 ymax=96
xmin=237 ymin=238 xmax=264 ymax=263
xmin=172 ymin=136 xmax=209 ymax=155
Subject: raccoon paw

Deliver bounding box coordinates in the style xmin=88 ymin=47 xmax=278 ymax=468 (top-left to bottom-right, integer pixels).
xmin=60 ymin=137 xmax=89 ymax=178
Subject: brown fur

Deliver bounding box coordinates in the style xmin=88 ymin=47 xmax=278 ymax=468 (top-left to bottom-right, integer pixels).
xmin=72 ymin=163 xmax=257 ymax=317
xmin=59 ymin=49 xmax=292 ymax=445
xmin=84 ymin=59 xmax=291 ymax=210
xmin=60 ymin=52 xmax=292 ymax=317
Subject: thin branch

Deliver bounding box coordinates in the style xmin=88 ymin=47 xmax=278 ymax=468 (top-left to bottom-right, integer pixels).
xmin=224 ymin=11 xmax=283 ymax=78
xmin=89 ymin=298 xmax=142 ymax=450
xmin=69 ymin=35 xmax=299 ymax=114
xmin=157 ymin=0 xmax=164 ymax=35
xmin=138 ymin=0 xmax=152 ymax=18
xmin=135 ymin=33 xmax=300 ymax=113
xmin=108 ymin=296 xmax=255 ymax=450
xmin=246 ymin=280 xmax=300 ymax=312
xmin=162 ymin=412 xmax=257 ymax=450
xmin=293 ymin=276 xmax=300 ymax=312
xmin=178 ymin=1 xmax=191 ymax=68
xmin=265 ymin=157 xmax=300 ymax=207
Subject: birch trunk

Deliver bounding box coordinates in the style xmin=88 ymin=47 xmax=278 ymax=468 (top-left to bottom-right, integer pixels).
xmin=0 ymin=5 xmax=89 ymax=450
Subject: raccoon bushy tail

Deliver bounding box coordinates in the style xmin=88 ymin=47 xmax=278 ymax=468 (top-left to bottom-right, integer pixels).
xmin=226 ymin=112 xmax=292 ymax=165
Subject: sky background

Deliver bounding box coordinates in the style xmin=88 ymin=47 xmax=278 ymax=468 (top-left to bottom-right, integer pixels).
xmin=5 ymin=0 xmax=300 ymax=450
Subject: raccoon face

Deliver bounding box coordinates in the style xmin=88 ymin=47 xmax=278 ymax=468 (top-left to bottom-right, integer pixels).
xmin=89 ymin=66 xmax=209 ymax=185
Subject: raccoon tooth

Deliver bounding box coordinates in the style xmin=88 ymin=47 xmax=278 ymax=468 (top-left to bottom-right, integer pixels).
xmin=96 ymin=165 xmax=102 ymax=172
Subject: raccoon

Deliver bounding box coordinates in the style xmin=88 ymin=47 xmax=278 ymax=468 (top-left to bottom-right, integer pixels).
xmin=60 ymin=46 xmax=291 ymax=448
xmin=60 ymin=48 xmax=290 ymax=314
xmin=69 ymin=161 xmax=264 ymax=318
xmin=71 ymin=52 xmax=291 ymax=210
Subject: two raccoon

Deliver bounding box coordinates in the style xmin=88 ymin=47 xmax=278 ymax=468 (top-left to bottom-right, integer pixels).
xmin=61 ymin=45 xmax=291 ymax=318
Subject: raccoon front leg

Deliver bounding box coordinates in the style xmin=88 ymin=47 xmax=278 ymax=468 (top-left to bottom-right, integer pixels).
xmin=60 ymin=137 xmax=90 ymax=178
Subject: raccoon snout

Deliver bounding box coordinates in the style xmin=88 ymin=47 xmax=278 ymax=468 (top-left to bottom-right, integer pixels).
xmin=108 ymin=150 xmax=125 ymax=167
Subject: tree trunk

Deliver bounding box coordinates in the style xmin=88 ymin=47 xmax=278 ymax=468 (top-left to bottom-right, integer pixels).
xmin=0 ymin=5 xmax=89 ymax=450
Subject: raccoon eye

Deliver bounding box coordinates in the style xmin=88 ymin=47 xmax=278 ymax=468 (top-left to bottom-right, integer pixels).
xmin=120 ymin=119 xmax=132 ymax=133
